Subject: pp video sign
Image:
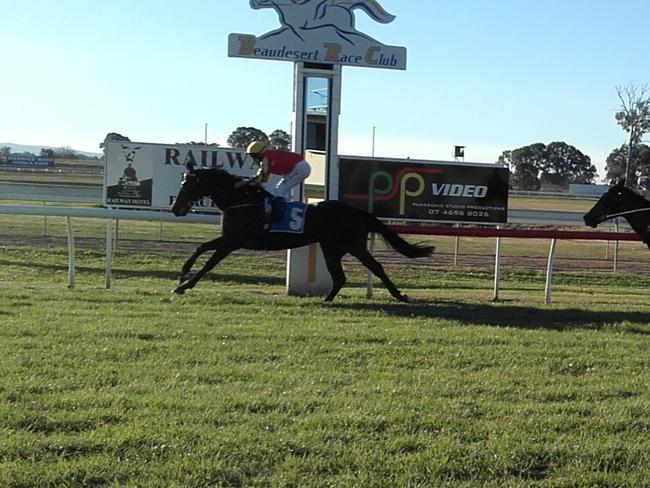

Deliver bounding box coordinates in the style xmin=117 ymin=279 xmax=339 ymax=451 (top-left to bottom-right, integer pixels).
xmin=339 ymin=156 xmax=509 ymax=224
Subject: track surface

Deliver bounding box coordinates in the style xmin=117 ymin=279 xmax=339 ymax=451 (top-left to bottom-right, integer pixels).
xmin=2 ymin=234 xmax=649 ymax=275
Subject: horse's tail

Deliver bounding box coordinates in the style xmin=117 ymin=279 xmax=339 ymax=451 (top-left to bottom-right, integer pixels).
xmin=364 ymin=212 xmax=434 ymax=258
xmin=346 ymin=0 xmax=396 ymax=24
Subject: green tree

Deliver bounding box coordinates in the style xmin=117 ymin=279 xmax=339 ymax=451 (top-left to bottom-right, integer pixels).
xmin=615 ymin=83 xmax=650 ymax=184
xmin=268 ymin=129 xmax=291 ymax=151
xmin=544 ymin=141 xmax=596 ymax=185
xmin=227 ymin=127 xmax=269 ymax=149
xmin=0 ymin=145 xmax=10 ymax=165
xmin=510 ymin=143 xmax=546 ymax=190
xmin=507 ymin=142 xmax=595 ymax=190
xmin=53 ymin=147 xmax=79 ymax=159
xmin=605 ymin=143 xmax=650 ymax=191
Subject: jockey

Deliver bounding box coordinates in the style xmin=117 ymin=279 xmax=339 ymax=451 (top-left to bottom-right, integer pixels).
xmin=244 ymin=141 xmax=311 ymax=201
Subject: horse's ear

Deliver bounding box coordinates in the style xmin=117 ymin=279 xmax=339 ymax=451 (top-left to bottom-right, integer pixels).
xmin=186 ymin=161 xmax=195 ymax=173
xmin=615 ymin=178 xmax=626 ymax=189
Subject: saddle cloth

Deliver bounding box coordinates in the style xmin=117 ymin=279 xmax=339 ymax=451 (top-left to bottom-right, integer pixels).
xmin=268 ymin=201 xmax=308 ymax=234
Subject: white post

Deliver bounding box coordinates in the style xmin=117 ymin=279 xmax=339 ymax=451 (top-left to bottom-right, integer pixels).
xmin=114 ymin=218 xmax=119 ymax=250
xmin=544 ymin=238 xmax=558 ymax=305
xmin=493 ymin=229 xmax=501 ymax=301
xmin=366 ymin=233 xmax=375 ymax=298
xmin=106 ymin=219 xmax=113 ymax=289
xmin=43 ymin=201 xmax=48 ymax=236
xmin=454 ymin=228 xmax=460 ymax=266
xmin=65 ymin=216 xmax=76 ymax=289
xmin=614 ymin=220 xmax=619 ymax=272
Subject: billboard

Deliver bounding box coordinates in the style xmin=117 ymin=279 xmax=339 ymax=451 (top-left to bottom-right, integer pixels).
xmin=339 ymin=156 xmax=509 ymax=224
xmin=103 ymin=142 xmax=261 ymax=210
xmin=7 ymin=155 xmax=55 ymax=167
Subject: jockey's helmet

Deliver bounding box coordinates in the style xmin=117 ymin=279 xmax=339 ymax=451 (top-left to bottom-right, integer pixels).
xmin=246 ymin=141 xmax=268 ymax=155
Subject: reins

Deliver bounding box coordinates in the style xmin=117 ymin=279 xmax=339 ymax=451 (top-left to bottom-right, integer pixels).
xmin=604 ymin=207 xmax=650 ymax=220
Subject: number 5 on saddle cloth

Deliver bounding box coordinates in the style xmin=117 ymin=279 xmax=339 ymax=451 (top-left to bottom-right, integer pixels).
xmin=266 ymin=196 xmax=307 ymax=234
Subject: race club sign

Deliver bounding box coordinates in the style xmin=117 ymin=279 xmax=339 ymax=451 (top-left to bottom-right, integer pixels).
xmin=339 ymin=156 xmax=510 ymax=224
xmin=228 ymin=0 xmax=407 ymax=70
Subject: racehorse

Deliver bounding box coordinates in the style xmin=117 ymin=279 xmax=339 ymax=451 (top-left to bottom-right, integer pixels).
xmin=170 ymin=164 xmax=434 ymax=302
xmin=583 ymin=179 xmax=650 ymax=249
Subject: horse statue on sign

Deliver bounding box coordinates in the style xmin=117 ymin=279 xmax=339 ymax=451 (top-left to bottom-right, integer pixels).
xmin=170 ymin=163 xmax=434 ymax=302
xmin=583 ymin=179 xmax=650 ymax=249
xmin=250 ymin=0 xmax=396 ymax=44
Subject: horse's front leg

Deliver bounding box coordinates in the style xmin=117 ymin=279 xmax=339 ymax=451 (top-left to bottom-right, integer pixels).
xmin=178 ymin=237 xmax=226 ymax=282
xmin=174 ymin=237 xmax=239 ymax=294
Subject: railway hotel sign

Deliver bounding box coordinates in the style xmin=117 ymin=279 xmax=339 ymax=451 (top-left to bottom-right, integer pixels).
xmin=228 ymin=0 xmax=407 ymax=70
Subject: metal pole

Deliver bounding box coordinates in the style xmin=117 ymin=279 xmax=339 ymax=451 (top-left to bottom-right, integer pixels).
xmin=366 ymin=233 xmax=375 ymax=298
xmin=492 ymin=228 xmax=501 ymax=301
xmin=114 ymin=219 xmax=119 ymax=251
xmin=454 ymin=224 xmax=460 ymax=266
xmin=106 ymin=219 xmax=113 ymax=289
xmin=544 ymin=238 xmax=557 ymax=305
xmin=614 ymin=220 xmax=619 ymax=272
xmin=65 ymin=216 xmax=75 ymax=289
xmin=372 ymin=126 xmax=376 ymax=157
xmin=43 ymin=201 xmax=48 ymax=236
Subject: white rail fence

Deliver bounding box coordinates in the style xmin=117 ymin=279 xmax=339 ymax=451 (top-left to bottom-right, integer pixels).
xmin=0 ymin=202 xmax=634 ymax=304
xmin=0 ymin=181 xmax=632 ymax=303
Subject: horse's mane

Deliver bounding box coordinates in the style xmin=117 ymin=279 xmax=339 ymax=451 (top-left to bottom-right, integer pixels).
xmin=196 ymin=167 xmax=245 ymax=184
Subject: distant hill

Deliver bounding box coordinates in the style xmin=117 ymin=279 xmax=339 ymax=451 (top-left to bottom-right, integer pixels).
xmin=0 ymin=143 xmax=102 ymax=158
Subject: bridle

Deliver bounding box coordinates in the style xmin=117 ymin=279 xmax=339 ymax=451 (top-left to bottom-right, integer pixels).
xmin=598 ymin=188 xmax=650 ymax=220
xmin=604 ymin=207 xmax=650 ymax=220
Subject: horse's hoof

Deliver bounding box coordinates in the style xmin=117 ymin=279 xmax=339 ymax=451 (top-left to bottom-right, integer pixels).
xmin=398 ymin=294 xmax=411 ymax=303
xmin=172 ymin=287 xmax=186 ymax=295
xmin=178 ymin=274 xmax=191 ymax=284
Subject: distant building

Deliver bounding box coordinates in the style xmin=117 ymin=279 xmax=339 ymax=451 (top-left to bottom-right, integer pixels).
xmin=569 ymin=184 xmax=609 ymax=197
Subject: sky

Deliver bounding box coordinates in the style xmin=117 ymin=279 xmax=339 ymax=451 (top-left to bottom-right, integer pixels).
xmin=2 ymin=0 xmax=650 ymax=181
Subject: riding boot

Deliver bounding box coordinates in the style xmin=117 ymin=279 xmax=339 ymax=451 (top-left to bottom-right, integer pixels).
xmin=270 ymin=196 xmax=285 ymax=223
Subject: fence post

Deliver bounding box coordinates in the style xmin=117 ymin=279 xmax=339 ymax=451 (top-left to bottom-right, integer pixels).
xmin=106 ymin=219 xmax=113 ymax=289
xmin=492 ymin=227 xmax=501 ymax=301
xmin=614 ymin=220 xmax=619 ymax=272
xmin=544 ymin=238 xmax=557 ymax=304
xmin=65 ymin=216 xmax=75 ymax=289
xmin=366 ymin=233 xmax=375 ymax=298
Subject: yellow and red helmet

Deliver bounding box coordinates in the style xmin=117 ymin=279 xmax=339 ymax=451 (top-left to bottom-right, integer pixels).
xmin=246 ymin=141 xmax=268 ymax=155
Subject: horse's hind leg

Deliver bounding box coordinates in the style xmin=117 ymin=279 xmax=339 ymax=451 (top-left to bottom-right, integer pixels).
xmin=173 ymin=238 xmax=239 ymax=294
xmin=321 ymin=245 xmax=347 ymax=302
xmin=349 ymin=245 xmax=409 ymax=303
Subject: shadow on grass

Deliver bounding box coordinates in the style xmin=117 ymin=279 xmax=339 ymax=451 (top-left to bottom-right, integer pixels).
xmin=0 ymin=259 xmax=285 ymax=286
xmin=329 ymin=300 xmax=650 ymax=332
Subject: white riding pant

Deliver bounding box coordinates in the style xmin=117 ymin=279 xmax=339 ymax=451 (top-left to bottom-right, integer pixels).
xmin=274 ymin=159 xmax=311 ymax=200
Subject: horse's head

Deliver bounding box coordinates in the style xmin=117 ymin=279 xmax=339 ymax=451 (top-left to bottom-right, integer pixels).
xmin=170 ymin=162 xmax=211 ymax=217
xmin=583 ymin=179 xmax=626 ymax=227
xmin=171 ymin=163 xmax=263 ymax=216
xmin=249 ymin=0 xmax=274 ymax=9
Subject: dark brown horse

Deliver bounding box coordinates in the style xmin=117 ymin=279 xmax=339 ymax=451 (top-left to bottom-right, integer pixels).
xmin=583 ymin=179 xmax=650 ymax=250
xmin=170 ymin=164 xmax=434 ymax=302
